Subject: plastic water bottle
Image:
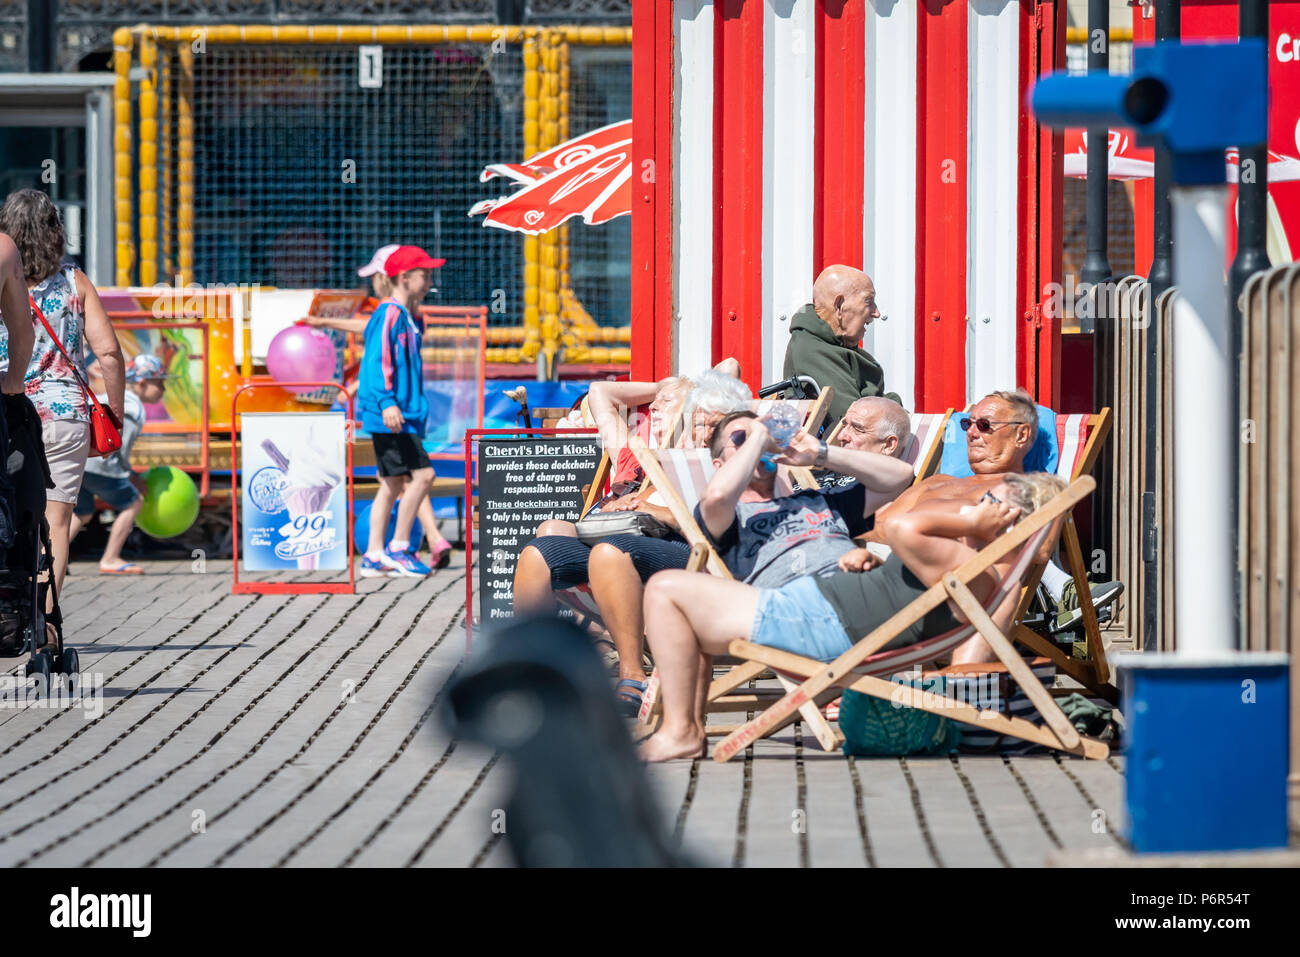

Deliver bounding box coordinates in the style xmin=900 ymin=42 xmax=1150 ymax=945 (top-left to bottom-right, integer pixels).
xmin=759 ymin=401 xmax=801 ymax=473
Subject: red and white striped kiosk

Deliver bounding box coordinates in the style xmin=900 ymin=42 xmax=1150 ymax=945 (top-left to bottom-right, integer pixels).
xmin=630 ymin=0 xmax=1067 ymax=412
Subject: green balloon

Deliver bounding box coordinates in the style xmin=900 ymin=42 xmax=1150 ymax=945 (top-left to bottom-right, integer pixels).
xmin=136 ymin=466 xmax=199 ymax=539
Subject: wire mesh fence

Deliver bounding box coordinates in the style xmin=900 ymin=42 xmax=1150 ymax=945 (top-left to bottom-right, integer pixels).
xmin=188 ymin=41 xmax=524 ymax=324
xmin=565 ymin=44 xmax=631 ymax=329
xmin=120 ymin=25 xmax=633 ymax=369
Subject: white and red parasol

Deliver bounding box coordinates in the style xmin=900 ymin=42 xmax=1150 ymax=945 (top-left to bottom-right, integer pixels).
xmin=1065 ymin=130 xmax=1300 ymax=184
xmin=469 ymin=120 xmax=632 ymax=234
xmin=1064 ymin=129 xmax=1154 ymax=180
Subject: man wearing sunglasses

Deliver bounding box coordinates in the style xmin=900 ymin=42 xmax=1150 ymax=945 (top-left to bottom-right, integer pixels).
xmin=854 ymin=388 xmax=1122 ymax=622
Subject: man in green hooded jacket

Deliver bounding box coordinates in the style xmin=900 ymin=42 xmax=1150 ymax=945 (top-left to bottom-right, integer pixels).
xmin=782 ymin=264 xmax=901 ymax=422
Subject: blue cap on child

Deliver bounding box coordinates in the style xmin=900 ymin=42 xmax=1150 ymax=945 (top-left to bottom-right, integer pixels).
xmin=125 ymin=354 xmax=169 ymax=383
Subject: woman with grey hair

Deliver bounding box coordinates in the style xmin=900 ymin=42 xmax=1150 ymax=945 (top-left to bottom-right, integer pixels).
xmin=681 ymin=367 xmax=752 ymax=448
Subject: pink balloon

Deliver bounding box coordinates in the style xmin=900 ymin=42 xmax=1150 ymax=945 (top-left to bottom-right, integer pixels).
xmin=266 ymin=326 xmax=338 ymax=394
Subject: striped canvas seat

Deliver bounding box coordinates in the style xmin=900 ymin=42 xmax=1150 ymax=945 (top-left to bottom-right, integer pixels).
xmin=1053 ymin=413 xmax=1092 ymax=480
xmin=655 ymin=447 xmax=796 ymax=510
xmin=900 ymin=411 xmax=949 ymax=477
xmin=808 ymin=522 xmax=1051 ymax=682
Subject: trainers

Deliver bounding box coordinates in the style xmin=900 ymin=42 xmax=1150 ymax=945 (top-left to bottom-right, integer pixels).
xmin=361 ymin=553 xmax=400 ymax=578
xmin=1053 ymin=579 xmax=1125 ymax=632
xmin=384 ymin=547 xmax=431 ymax=577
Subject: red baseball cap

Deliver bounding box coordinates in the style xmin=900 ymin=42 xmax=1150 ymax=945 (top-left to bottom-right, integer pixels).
xmin=383 ymin=245 xmax=445 ymax=276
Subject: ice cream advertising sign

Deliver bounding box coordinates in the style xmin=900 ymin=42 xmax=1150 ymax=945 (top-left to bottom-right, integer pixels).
xmin=240 ymin=413 xmax=348 ymax=570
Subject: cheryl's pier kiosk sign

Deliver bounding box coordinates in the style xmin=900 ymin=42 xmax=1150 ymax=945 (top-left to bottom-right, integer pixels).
xmin=465 ymin=428 xmax=601 ymax=646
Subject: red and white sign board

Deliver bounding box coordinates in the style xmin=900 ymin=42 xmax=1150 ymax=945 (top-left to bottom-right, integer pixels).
xmin=1133 ymin=2 xmax=1300 ymax=267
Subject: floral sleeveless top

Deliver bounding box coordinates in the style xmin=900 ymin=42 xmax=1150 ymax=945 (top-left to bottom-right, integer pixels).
xmin=22 ymin=266 xmax=89 ymax=424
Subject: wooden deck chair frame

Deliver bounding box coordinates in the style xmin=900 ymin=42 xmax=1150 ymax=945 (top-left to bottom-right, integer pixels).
xmin=1008 ymin=408 xmax=1116 ymax=702
xmin=709 ymin=476 xmax=1109 ymax=762
xmin=560 ymin=390 xmax=837 ymax=695
xmin=628 ymin=436 xmax=846 ymax=750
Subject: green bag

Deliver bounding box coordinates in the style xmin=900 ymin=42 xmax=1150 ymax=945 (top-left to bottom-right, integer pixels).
xmin=838 ymin=687 xmax=963 ymax=757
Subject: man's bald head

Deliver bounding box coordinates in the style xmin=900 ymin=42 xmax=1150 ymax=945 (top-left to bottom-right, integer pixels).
xmin=836 ymin=396 xmax=910 ymax=458
xmin=812 ymin=265 xmax=880 ymax=343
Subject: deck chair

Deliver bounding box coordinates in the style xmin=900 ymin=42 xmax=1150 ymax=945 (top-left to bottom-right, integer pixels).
xmin=709 ymin=476 xmax=1109 ymax=762
xmin=824 ymin=408 xmax=953 ymax=482
xmin=934 ymin=406 xmax=1115 ymax=701
xmin=628 ymin=439 xmax=846 ymax=749
xmin=1009 ymin=409 xmax=1116 ymax=702
xmin=558 ymin=390 xmax=835 ymax=644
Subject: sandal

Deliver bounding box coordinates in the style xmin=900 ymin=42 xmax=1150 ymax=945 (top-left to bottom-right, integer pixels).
xmin=429 ymin=541 xmax=453 ymax=570
xmin=100 ymin=563 xmax=143 ymax=575
xmin=614 ymin=678 xmax=647 ymax=718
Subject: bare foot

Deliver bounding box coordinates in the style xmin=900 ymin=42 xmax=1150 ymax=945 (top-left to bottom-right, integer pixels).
xmin=638 ymin=728 xmax=707 ymax=762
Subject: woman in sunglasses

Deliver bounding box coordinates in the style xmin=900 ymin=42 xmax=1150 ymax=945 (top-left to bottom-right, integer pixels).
xmin=638 ymin=470 xmax=1066 ymax=762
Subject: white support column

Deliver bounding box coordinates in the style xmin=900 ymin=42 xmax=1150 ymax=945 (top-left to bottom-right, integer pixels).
xmin=673 ymin=0 xmax=716 ymax=376
xmin=762 ymin=0 xmax=816 ymax=387
xmin=965 ymin=0 xmax=1021 ymax=402
xmin=1170 ymin=186 xmax=1235 ymax=656
xmin=864 ymin=0 xmax=917 ymax=409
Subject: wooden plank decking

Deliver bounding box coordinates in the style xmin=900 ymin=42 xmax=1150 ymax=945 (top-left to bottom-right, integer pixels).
xmin=0 ymin=556 xmax=1124 ymax=867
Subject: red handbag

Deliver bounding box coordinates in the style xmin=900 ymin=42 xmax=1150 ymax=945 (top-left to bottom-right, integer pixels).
xmin=28 ymin=293 xmax=123 ymax=457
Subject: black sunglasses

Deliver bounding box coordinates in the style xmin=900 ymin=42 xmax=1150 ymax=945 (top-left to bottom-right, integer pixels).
xmin=960 ymin=417 xmax=1026 ymax=435
xmin=728 ymin=430 xmax=747 ymax=449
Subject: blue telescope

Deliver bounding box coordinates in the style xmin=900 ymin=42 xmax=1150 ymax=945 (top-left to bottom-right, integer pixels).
xmin=1030 ymin=40 xmax=1268 ymax=184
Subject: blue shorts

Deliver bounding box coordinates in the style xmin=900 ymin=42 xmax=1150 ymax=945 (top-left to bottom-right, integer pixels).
xmin=750 ymin=575 xmax=854 ymax=662
xmin=75 ymin=472 xmax=141 ymax=516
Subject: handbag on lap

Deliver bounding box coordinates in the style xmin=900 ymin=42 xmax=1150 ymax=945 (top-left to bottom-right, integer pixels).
xmin=572 ymin=510 xmax=677 ymax=544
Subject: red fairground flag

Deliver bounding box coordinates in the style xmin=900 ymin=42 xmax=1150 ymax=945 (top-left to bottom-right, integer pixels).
xmin=469 ymin=120 xmax=632 ymax=234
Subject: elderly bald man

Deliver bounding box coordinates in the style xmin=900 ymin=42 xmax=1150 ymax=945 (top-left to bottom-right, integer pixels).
xmin=783 ymin=264 xmax=900 ymax=422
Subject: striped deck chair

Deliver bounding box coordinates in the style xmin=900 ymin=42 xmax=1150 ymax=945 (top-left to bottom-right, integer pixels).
xmin=629 ymin=438 xmax=843 ymax=749
xmin=823 ymin=408 xmax=953 ymax=482
xmin=710 ymin=477 xmax=1109 ymax=761
xmin=553 ymin=399 xmax=684 ymax=631
xmin=1009 ymin=408 xmax=1116 ymax=702
xmin=559 ymin=391 xmax=831 ymax=644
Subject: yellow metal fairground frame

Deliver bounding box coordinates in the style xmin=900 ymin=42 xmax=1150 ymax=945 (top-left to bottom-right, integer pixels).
xmin=114 ymin=24 xmax=632 ymax=370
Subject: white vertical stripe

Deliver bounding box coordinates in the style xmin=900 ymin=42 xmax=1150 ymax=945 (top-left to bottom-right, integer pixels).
xmin=966 ymin=0 xmax=1021 ymax=402
xmin=762 ymin=0 xmax=816 ymax=386
xmin=864 ymin=0 xmax=917 ymax=410
xmin=673 ymin=1 xmax=716 ymax=375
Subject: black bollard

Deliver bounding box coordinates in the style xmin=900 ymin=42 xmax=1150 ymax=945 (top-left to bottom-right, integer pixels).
xmin=445 ymin=615 xmax=686 ymax=868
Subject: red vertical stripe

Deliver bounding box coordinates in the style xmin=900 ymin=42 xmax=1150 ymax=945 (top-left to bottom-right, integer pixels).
xmin=815 ymin=0 xmax=866 ymax=273
xmin=1131 ymin=9 xmax=1155 ymax=283
xmin=631 ymin=0 xmax=673 ymax=382
xmin=915 ymin=0 xmax=968 ymax=412
xmin=1037 ymin=0 xmax=1065 ymax=408
xmin=714 ymin=0 xmax=765 ymax=389
xmin=1016 ymin=0 xmax=1035 ymax=395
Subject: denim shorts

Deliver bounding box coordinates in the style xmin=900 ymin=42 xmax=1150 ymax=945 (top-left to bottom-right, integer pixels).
xmin=75 ymin=471 xmax=141 ymax=516
xmin=750 ymin=575 xmax=854 ymax=662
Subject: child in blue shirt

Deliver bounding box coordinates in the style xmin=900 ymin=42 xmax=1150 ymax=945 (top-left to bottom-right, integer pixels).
xmin=357 ymin=245 xmax=451 ymax=577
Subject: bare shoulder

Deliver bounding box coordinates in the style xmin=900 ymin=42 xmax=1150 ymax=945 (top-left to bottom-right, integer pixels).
xmin=0 ymin=232 xmax=16 ymax=263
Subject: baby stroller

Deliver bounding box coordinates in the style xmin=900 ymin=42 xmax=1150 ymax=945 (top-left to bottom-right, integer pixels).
xmin=0 ymin=393 xmax=74 ymax=696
